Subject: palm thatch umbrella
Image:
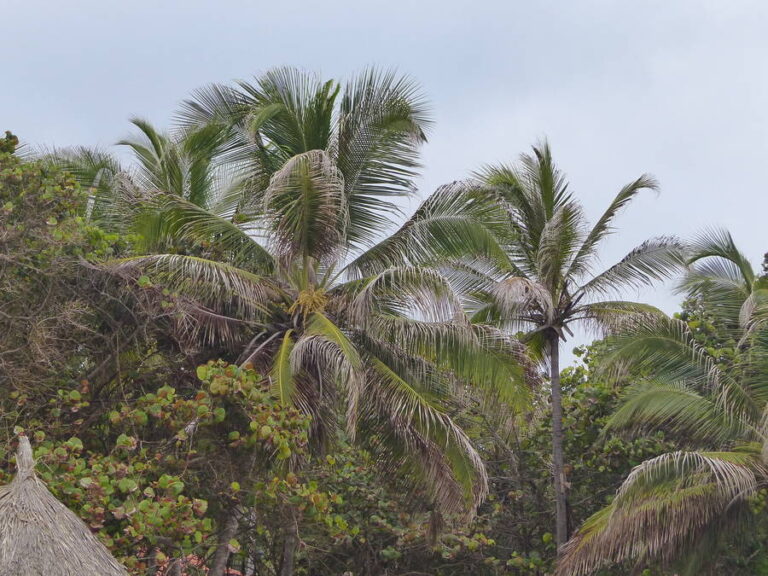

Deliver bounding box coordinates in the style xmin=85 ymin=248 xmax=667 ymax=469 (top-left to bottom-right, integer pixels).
xmin=0 ymin=436 xmax=129 ymax=575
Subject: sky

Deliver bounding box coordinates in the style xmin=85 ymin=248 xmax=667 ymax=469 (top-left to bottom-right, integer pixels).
xmin=4 ymin=0 xmax=767 ymax=362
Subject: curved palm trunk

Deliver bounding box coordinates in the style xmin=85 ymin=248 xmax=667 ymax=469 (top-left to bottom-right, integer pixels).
xmin=549 ymin=332 xmax=569 ymax=550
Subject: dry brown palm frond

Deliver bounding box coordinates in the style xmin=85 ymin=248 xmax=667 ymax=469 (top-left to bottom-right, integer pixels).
xmin=491 ymin=276 xmax=553 ymax=321
xmin=556 ymin=450 xmax=763 ymax=576
xmin=0 ymin=437 xmax=129 ymax=575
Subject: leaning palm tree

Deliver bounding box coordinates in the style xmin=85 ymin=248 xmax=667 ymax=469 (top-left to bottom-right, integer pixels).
xmin=101 ymin=68 xmax=532 ymax=576
xmin=557 ymin=229 xmax=768 ymax=575
xmin=473 ymin=142 xmax=684 ymax=549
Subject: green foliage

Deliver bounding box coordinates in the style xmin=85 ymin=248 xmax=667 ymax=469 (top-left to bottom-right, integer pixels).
xmin=0 ymin=131 xmax=18 ymax=154
xmin=1 ymin=360 xmax=324 ymax=574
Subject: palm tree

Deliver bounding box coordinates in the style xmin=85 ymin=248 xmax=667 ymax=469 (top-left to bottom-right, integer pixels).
xmin=557 ymin=229 xmax=768 ymax=575
xmin=99 ymin=68 xmax=532 ymax=576
xmin=473 ymin=142 xmax=684 ymax=549
xmin=43 ymin=118 xmax=232 ymax=247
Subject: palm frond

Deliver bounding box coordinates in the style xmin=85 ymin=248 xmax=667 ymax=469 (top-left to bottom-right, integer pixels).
xmin=577 ymin=237 xmax=686 ymax=299
xmin=477 ymin=142 xmax=584 ymax=285
xmin=600 ymin=315 xmax=762 ymax=434
xmin=268 ymin=330 xmax=295 ymax=405
xmin=687 ymin=228 xmax=755 ymax=288
xmin=363 ymin=315 xmax=530 ymax=410
xmin=334 ymin=67 xmax=431 ymax=244
xmin=606 ymin=381 xmax=738 ymax=443
xmin=345 ymin=181 xmax=516 ymax=278
xmin=535 ymin=201 xmax=586 ymax=291
xmin=339 ymin=265 xmax=464 ymax=325
xmin=118 ymin=118 xmax=184 ymax=195
xmin=294 ymin=313 xmax=363 ymax=437
xmin=37 ymin=146 xmax=124 ymax=224
xmin=142 ymin=192 xmax=274 ymax=273
xmin=361 ymin=357 xmax=488 ymax=514
xmin=571 ymin=300 xmax=666 ymax=336
xmin=264 ymin=149 xmax=346 ymax=264
xmin=557 ymin=449 xmax=762 ymax=576
xmin=567 ymin=175 xmax=659 ymax=279
xmin=104 ymin=254 xmax=278 ymax=322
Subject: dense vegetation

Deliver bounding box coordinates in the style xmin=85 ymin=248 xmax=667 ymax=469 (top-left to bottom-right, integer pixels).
xmin=1 ymin=68 xmax=766 ymax=576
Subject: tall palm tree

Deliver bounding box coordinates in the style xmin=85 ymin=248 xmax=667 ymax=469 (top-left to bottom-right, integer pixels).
xmin=99 ymin=68 xmax=532 ymax=576
xmin=473 ymin=142 xmax=684 ymax=549
xmin=557 ymin=230 xmax=768 ymax=575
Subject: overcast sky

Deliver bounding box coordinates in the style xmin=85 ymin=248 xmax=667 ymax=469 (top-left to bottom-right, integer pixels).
xmin=5 ymin=0 xmax=767 ymax=361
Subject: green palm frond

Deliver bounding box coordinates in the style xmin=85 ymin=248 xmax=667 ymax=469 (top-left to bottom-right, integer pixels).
xmin=304 ymin=312 xmax=362 ymax=370
xmin=567 ymin=174 xmax=659 ymax=279
xmin=268 ymin=330 xmax=295 ymax=406
xmin=118 ymin=118 xmax=184 ymax=195
xmin=535 ymin=201 xmax=585 ymax=291
xmin=248 ymin=67 xmax=338 ymax=155
xmin=118 ymin=118 xmax=231 ymax=210
xmin=37 ymin=146 xmax=124 ymax=224
xmin=514 ymin=140 xmax=573 ymax=218
xmin=687 ymin=228 xmax=755 ymax=288
xmin=144 ymin=192 xmax=274 ymax=273
xmin=334 ymin=68 xmax=431 ymax=244
xmin=599 ymin=315 xmax=714 ymax=386
xmin=363 ymin=315 xmax=530 ymax=409
xmin=678 ymin=229 xmax=758 ymax=332
xmin=345 ymin=181 xmax=516 ymax=278
xmin=577 ymin=237 xmax=686 ymax=299
xmin=601 ymin=314 xmax=763 ymax=426
xmin=292 ymin=312 xmax=363 ymax=436
xmin=606 ymin=381 xmax=738 ymax=443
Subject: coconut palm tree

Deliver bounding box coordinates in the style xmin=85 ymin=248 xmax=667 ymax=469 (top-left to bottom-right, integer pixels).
xmin=473 ymin=142 xmax=684 ymax=549
xmin=97 ymin=68 xmax=532 ymax=576
xmin=557 ymin=229 xmax=768 ymax=575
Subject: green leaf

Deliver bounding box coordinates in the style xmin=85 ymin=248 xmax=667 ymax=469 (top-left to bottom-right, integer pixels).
xmin=269 ymin=330 xmax=295 ymax=405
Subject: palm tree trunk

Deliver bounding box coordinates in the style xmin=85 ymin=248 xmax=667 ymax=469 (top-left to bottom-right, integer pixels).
xmin=209 ymin=508 xmax=240 ymax=576
xmin=278 ymin=505 xmax=300 ymax=576
xmin=549 ymin=331 xmax=569 ymax=550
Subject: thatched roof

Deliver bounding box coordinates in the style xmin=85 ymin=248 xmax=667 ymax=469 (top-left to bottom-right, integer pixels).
xmin=0 ymin=436 xmax=129 ymax=575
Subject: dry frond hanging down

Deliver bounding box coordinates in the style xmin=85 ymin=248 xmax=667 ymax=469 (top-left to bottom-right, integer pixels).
xmin=0 ymin=437 xmax=129 ymax=576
